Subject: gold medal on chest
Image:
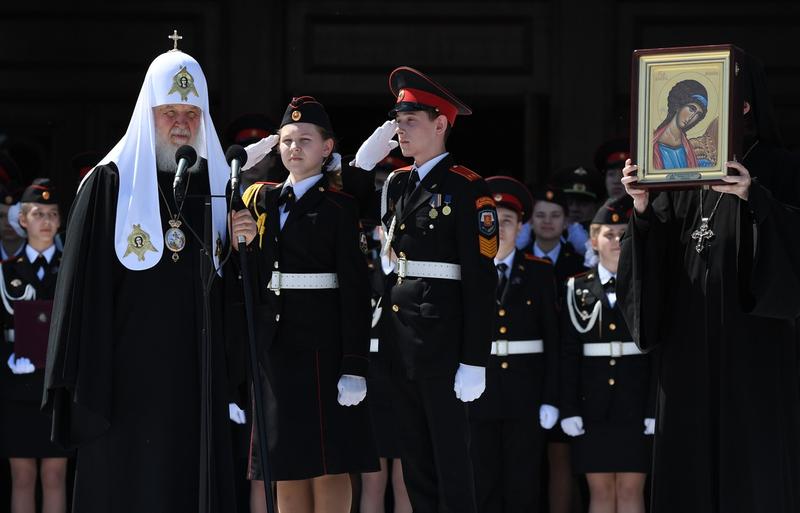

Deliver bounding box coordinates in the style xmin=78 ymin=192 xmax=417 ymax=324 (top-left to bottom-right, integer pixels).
xmin=165 ymin=219 xmax=186 ymax=262
xmin=429 ymin=208 xmax=439 ymax=219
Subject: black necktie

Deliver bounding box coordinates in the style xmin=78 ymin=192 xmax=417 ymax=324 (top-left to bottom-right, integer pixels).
xmin=404 ymin=168 xmax=420 ymax=202
xmin=603 ymin=277 xmax=616 ymax=294
xmin=496 ymin=263 xmax=509 ymax=301
xmin=279 ymin=185 xmax=295 ymax=212
xmin=34 ymin=255 xmax=47 ymax=280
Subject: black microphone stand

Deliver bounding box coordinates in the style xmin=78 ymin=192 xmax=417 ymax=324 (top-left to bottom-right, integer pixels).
xmin=231 ymin=185 xmax=277 ymax=513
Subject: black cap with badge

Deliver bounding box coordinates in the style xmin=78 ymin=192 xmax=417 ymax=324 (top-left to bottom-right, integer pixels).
xmin=553 ymin=165 xmax=604 ymax=201
xmin=591 ymin=195 xmax=633 ymax=225
xmin=531 ymin=185 xmax=569 ymax=216
xmin=20 ymin=178 xmax=57 ymax=205
xmin=280 ymin=96 xmax=334 ymax=133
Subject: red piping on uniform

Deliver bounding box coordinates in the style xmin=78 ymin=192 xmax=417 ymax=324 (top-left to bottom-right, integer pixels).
xmin=247 ymin=391 xmax=256 ymax=479
xmin=315 ymin=350 xmax=328 ymax=475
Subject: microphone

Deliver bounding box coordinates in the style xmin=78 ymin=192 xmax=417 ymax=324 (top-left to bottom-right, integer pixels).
xmin=225 ymin=144 xmax=248 ymax=199
xmin=225 ymin=145 xmax=249 ymax=245
xmin=173 ymin=145 xmax=197 ymax=202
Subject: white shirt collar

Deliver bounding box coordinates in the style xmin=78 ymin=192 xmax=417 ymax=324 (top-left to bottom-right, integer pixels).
xmin=26 ymin=244 xmax=56 ymax=264
xmin=597 ymin=263 xmax=616 ymax=285
xmin=284 ymin=173 xmax=324 ymax=201
xmin=533 ymin=241 xmax=562 ymax=262
xmin=414 ymin=152 xmax=449 ymax=182
xmin=494 ymin=250 xmax=515 ymax=277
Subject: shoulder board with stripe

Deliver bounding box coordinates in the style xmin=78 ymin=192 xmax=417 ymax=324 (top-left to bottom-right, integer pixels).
xmin=449 ymin=165 xmax=480 ymax=181
xmin=570 ymin=269 xmax=594 ymax=281
xmin=524 ymin=253 xmax=552 ymax=264
xmin=325 ymin=187 xmax=354 ymax=199
xmin=394 ymin=166 xmax=413 ymax=173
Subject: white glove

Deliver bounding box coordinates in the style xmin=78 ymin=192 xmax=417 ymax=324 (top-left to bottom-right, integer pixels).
xmin=453 ymin=363 xmax=486 ymax=402
xmin=337 ymin=374 xmax=367 ymax=406
xmin=228 ymin=403 xmax=246 ymax=425
xmin=7 ymin=353 xmax=35 ymax=375
xmin=325 ymin=152 xmax=342 ymax=172
xmin=560 ymin=416 xmax=585 ymax=437
xmin=539 ymin=404 xmax=559 ymax=430
xmin=353 ymin=120 xmax=399 ymax=170
xmin=242 ymin=134 xmax=280 ymax=171
xmin=644 ymin=417 xmax=655 ymax=436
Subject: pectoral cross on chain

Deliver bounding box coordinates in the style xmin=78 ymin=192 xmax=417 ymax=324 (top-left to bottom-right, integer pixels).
xmin=691 ymin=218 xmax=715 ymax=253
xmin=168 ymin=30 xmax=182 ymax=51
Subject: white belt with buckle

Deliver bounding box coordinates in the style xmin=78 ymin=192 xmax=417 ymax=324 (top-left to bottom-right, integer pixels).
xmin=397 ymin=256 xmax=461 ymax=281
xmin=268 ymin=272 xmax=339 ymax=293
xmin=491 ymin=339 xmax=544 ymax=356
xmin=4 ymin=329 xmax=13 ymax=343
xmin=369 ymin=338 xmax=380 ymax=353
xmin=583 ymin=341 xmax=642 ymax=357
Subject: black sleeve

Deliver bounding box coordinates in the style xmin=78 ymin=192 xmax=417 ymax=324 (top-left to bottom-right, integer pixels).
xmin=737 ymin=178 xmax=800 ymax=320
xmin=559 ymin=283 xmax=582 ymax=419
xmin=617 ymin=191 xmax=674 ymax=352
xmin=43 ymin=165 xmax=119 ymax=448
xmin=335 ymin=198 xmax=371 ymax=377
xmin=537 ymin=264 xmax=561 ymax=407
xmin=340 ymin=160 xmax=378 ymax=223
xmin=458 ymin=180 xmax=498 ymax=367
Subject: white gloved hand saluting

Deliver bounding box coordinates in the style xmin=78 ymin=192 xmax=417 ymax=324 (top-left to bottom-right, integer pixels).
xmin=539 ymin=404 xmax=559 ymax=430
xmin=242 ymin=134 xmax=280 ymax=171
xmin=453 ymin=363 xmax=486 ymax=402
xmin=644 ymin=417 xmax=655 ymax=436
xmin=337 ymin=374 xmax=367 ymax=406
xmin=353 ymin=120 xmax=399 ymax=171
xmin=7 ymin=353 xmax=35 ymax=375
xmin=228 ymin=403 xmax=246 ymax=425
xmin=560 ymin=416 xmax=585 ymax=437
xmin=325 ymin=152 xmax=342 ymax=173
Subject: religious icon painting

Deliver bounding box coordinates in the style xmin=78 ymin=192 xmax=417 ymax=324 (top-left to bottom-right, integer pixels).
xmin=630 ymin=44 xmax=745 ymax=189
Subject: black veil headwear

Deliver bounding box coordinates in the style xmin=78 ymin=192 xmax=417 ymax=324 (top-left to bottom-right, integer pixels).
xmin=741 ymin=52 xmax=783 ymax=148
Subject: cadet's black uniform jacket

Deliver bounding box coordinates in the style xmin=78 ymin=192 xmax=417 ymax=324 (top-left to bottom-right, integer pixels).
xmin=243 ymin=174 xmax=371 ymax=376
xmin=560 ymin=269 xmax=657 ymax=423
xmin=381 ymin=154 xmax=498 ymax=378
xmin=1 ymin=249 xmax=61 ymax=401
xmin=469 ymin=251 xmax=560 ymax=419
xmin=552 ymin=242 xmax=587 ymax=289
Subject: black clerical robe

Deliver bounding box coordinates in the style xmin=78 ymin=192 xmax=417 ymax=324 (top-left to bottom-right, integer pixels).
xmin=617 ymin=143 xmax=800 ymax=513
xmin=43 ymin=164 xmax=237 ymax=513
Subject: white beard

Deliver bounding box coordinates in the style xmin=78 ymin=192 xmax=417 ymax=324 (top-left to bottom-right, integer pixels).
xmin=155 ymin=129 xmax=201 ymax=173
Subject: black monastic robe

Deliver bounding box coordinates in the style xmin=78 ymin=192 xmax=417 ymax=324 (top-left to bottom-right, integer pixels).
xmin=43 ymin=164 xmax=237 ymax=513
xmin=617 ymin=142 xmax=800 ymax=513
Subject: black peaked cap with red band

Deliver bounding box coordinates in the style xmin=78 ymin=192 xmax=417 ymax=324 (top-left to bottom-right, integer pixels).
xmin=280 ymin=96 xmax=334 ymax=133
xmin=21 ymin=178 xmax=57 ymax=205
xmin=227 ymin=113 xmax=277 ymax=146
xmin=594 ymin=138 xmax=630 ymax=172
xmin=71 ymin=151 xmax=103 ymax=180
xmin=389 ymin=66 xmax=472 ymax=126
xmin=486 ymin=176 xmax=533 ymax=223
xmin=592 ymin=195 xmax=633 ymax=225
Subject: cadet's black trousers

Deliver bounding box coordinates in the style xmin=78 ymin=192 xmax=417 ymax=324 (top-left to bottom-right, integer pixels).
xmin=390 ymin=373 xmax=477 ymax=513
xmin=470 ymin=416 xmax=546 ymax=513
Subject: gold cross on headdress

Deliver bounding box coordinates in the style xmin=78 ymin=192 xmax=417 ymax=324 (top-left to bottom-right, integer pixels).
xmin=168 ymin=30 xmax=182 ymax=51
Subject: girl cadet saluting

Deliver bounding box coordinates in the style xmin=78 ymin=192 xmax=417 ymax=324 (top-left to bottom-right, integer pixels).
xmin=1 ymin=179 xmax=72 ymax=513
xmin=234 ymin=96 xmax=378 ymax=513
xmin=559 ymin=196 xmax=657 ymax=513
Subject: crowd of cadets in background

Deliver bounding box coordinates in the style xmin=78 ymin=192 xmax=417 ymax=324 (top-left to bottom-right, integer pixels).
xmin=0 ymin=131 xmax=654 ymax=513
